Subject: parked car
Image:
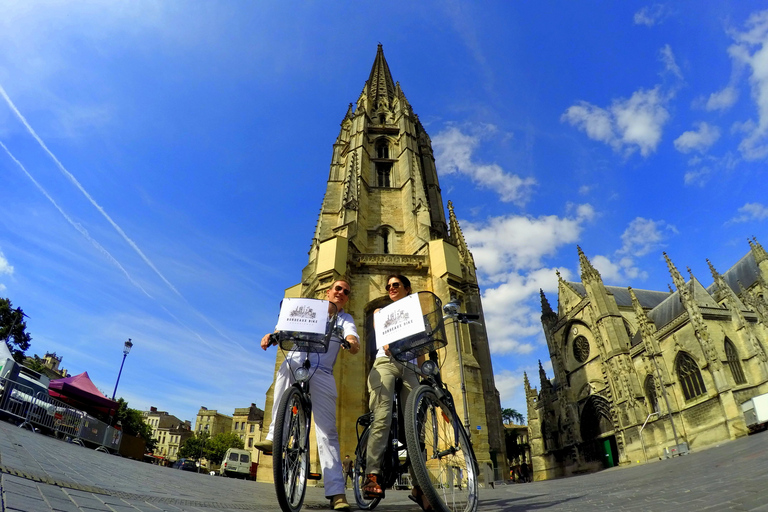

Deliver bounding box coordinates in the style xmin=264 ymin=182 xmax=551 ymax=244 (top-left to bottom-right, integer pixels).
xmin=220 ymin=448 xmax=252 ymax=478
xmin=173 ymin=458 xmax=197 ymax=472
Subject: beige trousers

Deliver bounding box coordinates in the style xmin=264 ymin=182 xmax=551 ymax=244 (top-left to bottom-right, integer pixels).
xmin=365 ymin=356 xmax=420 ymax=475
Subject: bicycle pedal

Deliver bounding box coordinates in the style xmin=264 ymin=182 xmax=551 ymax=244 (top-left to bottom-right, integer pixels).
xmin=308 ymin=472 xmax=322 ymax=480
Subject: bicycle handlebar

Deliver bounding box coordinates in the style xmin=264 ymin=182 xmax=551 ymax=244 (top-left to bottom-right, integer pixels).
xmin=267 ymin=331 xmax=350 ymax=350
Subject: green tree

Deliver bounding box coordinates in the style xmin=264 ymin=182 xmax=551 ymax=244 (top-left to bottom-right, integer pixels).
xmin=0 ymin=298 xmax=31 ymax=362
xmin=178 ymin=431 xmax=210 ymax=460
xmin=206 ymin=431 xmax=245 ymax=465
xmin=115 ymin=398 xmax=157 ymax=452
xmin=501 ymin=408 xmax=525 ymax=425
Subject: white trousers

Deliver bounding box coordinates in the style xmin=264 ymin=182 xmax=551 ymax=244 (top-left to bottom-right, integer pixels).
xmin=266 ymin=360 xmax=345 ymax=498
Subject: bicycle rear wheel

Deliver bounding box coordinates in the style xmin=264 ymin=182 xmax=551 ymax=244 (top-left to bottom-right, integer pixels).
xmin=352 ymin=428 xmax=381 ymax=510
xmin=273 ymin=386 xmax=311 ymax=512
xmin=405 ymin=384 xmax=479 ymax=512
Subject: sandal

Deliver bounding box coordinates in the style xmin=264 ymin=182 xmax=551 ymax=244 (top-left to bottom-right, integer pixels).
xmin=408 ymin=485 xmax=433 ymax=511
xmin=362 ymin=474 xmax=385 ymax=499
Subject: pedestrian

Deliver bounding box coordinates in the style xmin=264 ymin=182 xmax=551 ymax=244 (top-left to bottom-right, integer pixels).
xmin=255 ymin=279 xmax=360 ymax=511
xmin=342 ymin=455 xmax=353 ymax=488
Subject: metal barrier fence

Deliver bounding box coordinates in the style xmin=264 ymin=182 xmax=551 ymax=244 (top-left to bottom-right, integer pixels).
xmin=0 ymin=376 xmax=122 ymax=453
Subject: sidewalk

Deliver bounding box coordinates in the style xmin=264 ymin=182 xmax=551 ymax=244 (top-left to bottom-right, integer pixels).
xmin=1 ymin=417 xmax=767 ymax=511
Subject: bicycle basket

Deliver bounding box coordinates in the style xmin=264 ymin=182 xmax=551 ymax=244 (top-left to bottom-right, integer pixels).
xmin=276 ymin=299 xmax=338 ymax=353
xmin=388 ymin=291 xmax=446 ymax=362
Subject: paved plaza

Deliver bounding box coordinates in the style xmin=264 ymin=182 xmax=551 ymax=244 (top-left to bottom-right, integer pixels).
xmin=0 ymin=418 xmax=766 ymax=511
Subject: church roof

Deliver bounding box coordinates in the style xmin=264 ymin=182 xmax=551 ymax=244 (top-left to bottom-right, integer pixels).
xmin=367 ymin=44 xmax=396 ymax=110
xmin=567 ymin=283 xmax=669 ymax=309
xmin=705 ymin=251 xmax=759 ymax=296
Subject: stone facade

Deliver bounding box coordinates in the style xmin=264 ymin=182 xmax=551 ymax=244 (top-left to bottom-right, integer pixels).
xmin=194 ymin=406 xmax=232 ymax=436
xmin=143 ymin=407 xmax=193 ymax=463
xmin=231 ymin=403 xmax=265 ymax=473
xmin=258 ymin=45 xmax=506 ymax=483
xmin=527 ymin=240 xmax=768 ymax=480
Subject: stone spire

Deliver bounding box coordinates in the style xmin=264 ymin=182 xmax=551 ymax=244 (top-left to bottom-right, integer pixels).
xmin=750 ymin=237 xmax=768 ymax=265
xmin=366 ymin=44 xmax=396 ymax=111
xmin=664 ymin=253 xmax=720 ymax=369
xmin=448 ymin=201 xmax=471 ymax=258
xmin=578 ymin=246 xmax=601 ymax=282
xmin=629 ymin=288 xmax=653 ymax=338
xmin=540 ymin=289 xmax=556 ymax=319
xmin=663 ymin=252 xmax=686 ymax=292
xmin=707 ymin=259 xmax=729 ymax=302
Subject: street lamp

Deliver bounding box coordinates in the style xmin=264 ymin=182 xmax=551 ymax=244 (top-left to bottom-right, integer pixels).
xmin=111 ymin=339 xmax=133 ymax=400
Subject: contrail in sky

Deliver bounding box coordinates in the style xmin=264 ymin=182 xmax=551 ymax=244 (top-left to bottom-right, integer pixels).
xmin=0 ymin=141 xmax=154 ymax=299
xmin=0 ymin=84 xmax=182 ymax=297
xmin=0 ymin=84 xmax=249 ymax=354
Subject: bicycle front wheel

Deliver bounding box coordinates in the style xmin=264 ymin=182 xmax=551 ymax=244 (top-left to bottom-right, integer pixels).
xmin=405 ymin=385 xmax=479 ymax=512
xmin=273 ymin=386 xmax=311 ymax=512
xmin=352 ymin=428 xmax=381 ymax=510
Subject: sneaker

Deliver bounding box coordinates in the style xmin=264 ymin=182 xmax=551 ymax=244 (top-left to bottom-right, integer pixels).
xmin=254 ymin=440 xmax=273 ymax=454
xmin=330 ymin=494 xmax=350 ymax=510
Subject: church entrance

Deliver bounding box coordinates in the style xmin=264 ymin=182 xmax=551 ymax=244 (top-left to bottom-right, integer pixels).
xmin=579 ymin=395 xmax=620 ymax=468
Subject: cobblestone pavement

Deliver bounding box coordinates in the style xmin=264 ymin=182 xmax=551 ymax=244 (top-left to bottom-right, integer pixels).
xmin=0 ymin=418 xmax=766 ymax=511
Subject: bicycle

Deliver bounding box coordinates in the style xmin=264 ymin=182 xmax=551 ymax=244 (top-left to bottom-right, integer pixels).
xmin=267 ymin=299 xmax=349 ymax=512
xmin=353 ymin=291 xmax=479 ymax=512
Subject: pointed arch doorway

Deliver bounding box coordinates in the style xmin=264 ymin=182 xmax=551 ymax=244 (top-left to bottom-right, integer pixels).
xmin=580 ymin=395 xmax=620 ymax=468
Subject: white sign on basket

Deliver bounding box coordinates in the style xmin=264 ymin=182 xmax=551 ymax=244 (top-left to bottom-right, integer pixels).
xmin=275 ymin=298 xmax=328 ymax=335
xmin=374 ymin=294 xmax=426 ymax=349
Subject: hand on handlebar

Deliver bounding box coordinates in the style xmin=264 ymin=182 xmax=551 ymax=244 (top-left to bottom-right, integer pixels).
xmin=344 ymin=336 xmax=360 ymax=355
xmin=261 ymin=332 xmax=279 ymax=350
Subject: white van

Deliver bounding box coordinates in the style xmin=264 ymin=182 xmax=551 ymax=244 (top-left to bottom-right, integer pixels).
xmin=220 ymin=448 xmax=252 ymax=479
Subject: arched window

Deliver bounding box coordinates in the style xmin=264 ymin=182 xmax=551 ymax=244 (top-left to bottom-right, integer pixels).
xmin=376 ymin=140 xmax=389 ymax=159
xmin=644 ymin=375 xmax=659 ymax=414
xmin=725 ymin=338 xmax=747 ymax=385
xmin=380 ymin=228 xmax=390 ymax=254
xmin=676 ymin=352 xmax=706 ymax=401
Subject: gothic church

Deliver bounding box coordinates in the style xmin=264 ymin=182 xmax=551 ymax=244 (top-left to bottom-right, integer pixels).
xmin=527 ymin=240 xmax=768 ymax=480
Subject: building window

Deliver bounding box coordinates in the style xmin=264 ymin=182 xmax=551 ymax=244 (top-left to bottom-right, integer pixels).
xmin=725 ymin=338 xmax=747 ymax=385
xmin=235 ymin=422 xmax=239 ymax=430
xmin=250 ymin=425 xmax=255 ymax=433
xmin=644 ymin=375 xmax=659 ymax=414
xmin=573 ymin=335 xmax=590 ymax=363
xmin=380 ymin=228 xmax=390 ymax=254
xmin=676 ymin=352 xmax=707 ymax=401
xmin=376 ymin=162 xmax=392 ymax=187
xmin=248 ymin=438 xmax=253 ymax=447
xmin=376 ymin=140 xmax=389 ymax=159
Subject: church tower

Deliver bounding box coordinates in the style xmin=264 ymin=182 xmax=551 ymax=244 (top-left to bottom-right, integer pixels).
xmin=258 ymin=45 xmax=506 ymax=482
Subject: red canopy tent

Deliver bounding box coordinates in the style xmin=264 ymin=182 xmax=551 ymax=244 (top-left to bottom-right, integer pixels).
xmin=48 ymin=372 xmax=119 ymax=418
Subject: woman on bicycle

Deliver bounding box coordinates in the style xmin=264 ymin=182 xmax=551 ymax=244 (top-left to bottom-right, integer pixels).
xmin=257 ymin=279 xmax=360 ymax=511
xmin=363 ymin=274 xmax=430 ymax=510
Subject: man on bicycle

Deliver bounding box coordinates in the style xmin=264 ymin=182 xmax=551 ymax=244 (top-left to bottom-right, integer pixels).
xmin=257 ymin=279 xmax=360 ymax=511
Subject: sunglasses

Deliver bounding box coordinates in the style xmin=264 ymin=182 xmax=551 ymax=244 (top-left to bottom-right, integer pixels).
xmin=334 ymin=285 xmax=351 ymax=296
xmin=385 ymin=282 xmax=402 ymax=291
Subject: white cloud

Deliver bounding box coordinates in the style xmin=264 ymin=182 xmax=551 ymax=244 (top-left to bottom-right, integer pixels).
xmin=674 ymin=122 xmax=721 ymax=154
xmin=590 ymin=254 xmax=648 ymax=284
xmin=619 ymin=217 xmax=678 ymax=256
xmin=462 ymin=205 xmax=594 ymax=277
xmin=727 ymin=10 xmax=768 ymax=160
xmin=684 ymin=167 xmax=712 ymax=187
xmin=660 ymin=44 xmax=682 ymax=80
xmin=633 ymin=5 xmax=669 ymax=27
xmin=562 ymin=86 xmax=671 ymax=157
xmin=0 ymin=250 xmax=12 ymax=276
xmin=705 ymin=86 xmax=739 ymax=111
xmin=730 ymin=202 xmax=768 ymax=223
xmin=461 ymin=207 xmax=594 ymax=354
xmin=433 ymin=125 xmax=536 ymax=204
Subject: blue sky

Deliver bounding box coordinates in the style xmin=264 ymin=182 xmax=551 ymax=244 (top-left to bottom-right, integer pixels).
xmin=1 ymin=1 xmax=767 ymax=425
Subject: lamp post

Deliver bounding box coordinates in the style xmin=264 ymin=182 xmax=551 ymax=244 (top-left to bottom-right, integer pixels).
xmin=111 ymin=339 xmax=133 ymax=400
